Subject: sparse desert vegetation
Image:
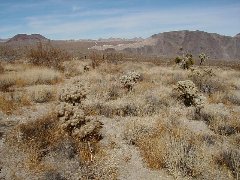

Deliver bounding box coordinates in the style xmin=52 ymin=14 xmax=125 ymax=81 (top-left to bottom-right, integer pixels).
xmin=0 ymin=39 xmax=240 ymax=180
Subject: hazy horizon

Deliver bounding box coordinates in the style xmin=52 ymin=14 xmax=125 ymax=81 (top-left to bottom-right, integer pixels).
xmin=1 ymin=0 xmax=240 ymax=40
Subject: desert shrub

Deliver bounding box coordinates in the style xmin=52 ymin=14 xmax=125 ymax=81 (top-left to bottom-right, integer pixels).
xmin=105 ymin=52 xmax=123 ymax=64
xmin=188 ymin=68 xmax=222 ymax=94
xmin=0 ymin=45 xmax=17 ymax=61
xmin=31 ymin=85 xmax=54 ymax=103
xmin=120 ymin=71 xmax=141 ymax=91
xmin=134 ymin=122 xmax=215 ymax=179
xmin=62 ymin=60 xmax=86 ymax=77
xmin=163 ymin=133 xmax=205 ymax=177
xmin=198 ymin=103 xmax=239 ymax=135
xmin=175 ymin=53 xmax=194 ymax=69
xmin=225 ymin=90 xmax=240 ymax=105
xmin=0 ymin=93 xmax=31 ymax=114
xmin=215 ymin=149 xmax=240 ymax=178
xmin=83 ymin=100 xmax=140 ymax=118
xmin=0 ymin=95 xmax=16 ymax=114
xmin=199 ymin=103 xmax=230 ymax=124
xmin=0 ymin=62 xmax=4 ymax=73
xmin=143 ymin=93 xmax=171 ymax=115
xmin=4 ymin=110 xmax=104 ymax=178
xmin=107 ymin=84 xmax=121 ymax=100
xmin=174 ymin=80 xmax=206 ymax=108
xmin=4 ymin=112 xmax=62 ymax=171
xmin=16 ymin=113 xmax=58 ymax=146
xmin=28 ymin=42 xmax=71 ymax=70
xmin=44 ymin=171 xmax=66 ymax=180
xmin=90 ymin=51 xmax=104 ymax=69
xmin=0 ymin=75 xmax=15 ymax=91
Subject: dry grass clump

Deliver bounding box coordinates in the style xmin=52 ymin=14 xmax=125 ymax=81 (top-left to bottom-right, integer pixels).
xmin=107 ymin=83 xmax=122 ymax=100
xmin=0 ymin=62 xmax=4 ymax=73
xmin=28 ymin=42 xmax=71 ymax=70
xmin=199 ymin=104 xmax=229 ymax=132
xmin=130 ymin=119 xmax=232 ymax=179
xmin=0 ymin=67 xmax=62 ymax=91
xmin=4 ymin=110 xmax=104 ymax=178
xmin=62 ymin=59 xmax=88 ymax=77
xmin=215 ymin=149 xmax=240 ymax=179
xmin=30 ymin=85 xmax=56 ymax=103
xmin=199 ymin=104 xmax=240 ymax=136
xmin=0 ymin=92 xmax=31 ymax=114
xmin=98 ymin=62 xmax=121 ymax=75
xmin=188 ymin=67 xmax=217 ymax=93
xmin=225 ymin=90 xmax=240 ymax=105
xmin=4 ymin=112 xmax=64 ymax=174
xmin=0 ymin=95 xmax=17 ymax=114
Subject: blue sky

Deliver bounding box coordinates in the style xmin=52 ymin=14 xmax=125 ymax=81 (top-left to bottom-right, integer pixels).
xmin=0 ymin=0 xmax=240 ymax=40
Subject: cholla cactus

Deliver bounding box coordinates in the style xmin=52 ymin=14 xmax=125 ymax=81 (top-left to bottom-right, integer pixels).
xmin=175 ymin=53 xmax=194 ymax=69
xmin=56 ymin=102 xmax=101 ymax=140
xmin=59 ymin=83 xmax=87 ymax=105
xmin=175 ymin=80 xmax=206 ymax=108
xmin=56 ymin=82 xmax=102 ymax=141
xmin=120 ymin=71 xmax=141 ymax=91
xmin=199 ymin=53 xmax=209 ymax=65
xmin=84 ymin=65 xmax=90 ymax=72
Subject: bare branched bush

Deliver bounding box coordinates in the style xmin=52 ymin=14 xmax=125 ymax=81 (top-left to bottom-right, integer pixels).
xmin=105 ymin=52 xmax=123 ymax=64
xmin=28 ymin=42 xmax=71 ymax=70
xmin=90 ymin=51 xmax=104 ymax=69
xmin=0 ymin=45 xmax=17 ymax=61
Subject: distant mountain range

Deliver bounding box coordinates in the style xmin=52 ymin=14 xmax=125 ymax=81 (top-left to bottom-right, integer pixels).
xmin=92 ymin=30 xmax=240 ymax=60
xmin=3 ymin=31 xmax=240 ymax=60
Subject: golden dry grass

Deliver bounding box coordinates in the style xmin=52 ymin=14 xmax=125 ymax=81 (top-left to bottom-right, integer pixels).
xmin=0 ymin=93 xmax=31 ymax=114
xmin=0 ymin=64 xmax=62 ymax=91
